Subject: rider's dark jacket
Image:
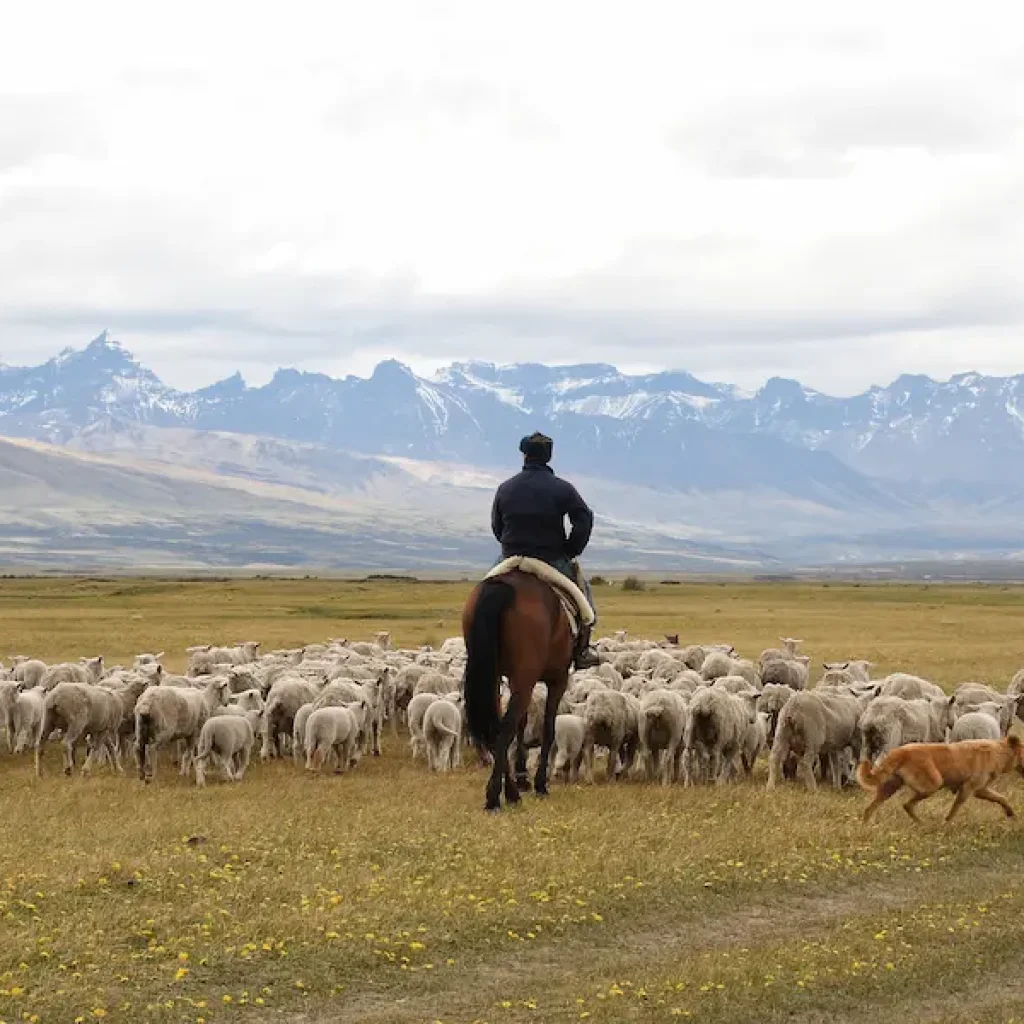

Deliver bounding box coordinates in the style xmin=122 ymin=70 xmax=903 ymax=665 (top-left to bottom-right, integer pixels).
xmin=491 ymin=461 xmax=593 ymax=563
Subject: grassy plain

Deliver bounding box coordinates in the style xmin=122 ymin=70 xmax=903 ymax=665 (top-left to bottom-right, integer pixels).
xmin=2 ymin=578 xmax=1024 ymax=1024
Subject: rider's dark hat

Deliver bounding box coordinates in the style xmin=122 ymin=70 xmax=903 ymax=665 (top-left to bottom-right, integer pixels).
xmin=519 ymin=431 xmax=553 ymax=464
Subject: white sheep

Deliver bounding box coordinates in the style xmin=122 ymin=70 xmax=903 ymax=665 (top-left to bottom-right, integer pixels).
xmin=858 ymin=696 xmax=937 ymax=763
xmin=194 ymin=714 xmax=257 ymax=785
xmin=13 ymin=659 xmax=47 ymax=688
xmin=407 ymin=692 xmax=441 ymax=761
xmin=582 ymin=690 xmax=640 ymax=783
xmin=638 ymin=689 xmax=688 ymax=785
xmin=291 ymin=702 xmax=316 ymax=765
xmin=741 ymin=712 xmax=769 ymax=776
xmin=950 ymin=703 xmax=1003 ymax=742
xmin=422 ymin=698 xmax=462 ymax=772
xmin=760 ymin=656 xmax=810 ymax=691
xmin=552 ymin=713 xmax=586 ymax=783
xmin=0 ymin=679 xmax=21 ymax=751
xmin=767 ymin=689 xmax=866 ymax=791
xmin=261 ymin=676 xmax=319 ymax=760
xmin=305 ymin=706 xmax=361 ymax=773
xmin=12 ymin=688 xmax=45 ymax=754
xmin=39 ymin=658 xmax=103 ymax=692
xmin=684 ymin=686 xmax=755 ymax=785
xmin=35 ymin=682 xmax=123 ymax=777
xmin=135 ymin=676 xmax=231 ymax=782
xmin=878 ymin=673 xmax=945 ymax=700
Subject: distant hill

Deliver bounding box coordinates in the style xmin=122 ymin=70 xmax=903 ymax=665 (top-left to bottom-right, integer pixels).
xmin=1 ymin=332 xmax=1023 ymax=569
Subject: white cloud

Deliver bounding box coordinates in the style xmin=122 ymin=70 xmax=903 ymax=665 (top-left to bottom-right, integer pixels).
xmin=0 ymin=0 xmax=1021 ymax=395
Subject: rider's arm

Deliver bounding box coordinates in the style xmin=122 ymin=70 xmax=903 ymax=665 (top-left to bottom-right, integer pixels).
xmin=563 ymin=484 xmax=594 ymax=559
xmin=490 ymin=490 xmax=504 ymax=544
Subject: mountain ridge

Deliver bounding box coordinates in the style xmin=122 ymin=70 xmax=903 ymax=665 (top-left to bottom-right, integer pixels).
xmin=1 ymin=331 xmax=1023 ymax=568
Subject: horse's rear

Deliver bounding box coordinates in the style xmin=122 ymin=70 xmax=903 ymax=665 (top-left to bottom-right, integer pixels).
xmin=462 ymin=570 xmax=574 ymax=811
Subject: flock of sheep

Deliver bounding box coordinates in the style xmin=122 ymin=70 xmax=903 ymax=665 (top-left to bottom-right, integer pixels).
xmin=2 ymin=631 xmax=1024 ymax=793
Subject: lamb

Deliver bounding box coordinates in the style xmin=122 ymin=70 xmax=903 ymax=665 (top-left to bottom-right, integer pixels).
xmin=951 ymin=682 xmax=1007 ymax=716
xmin=35 ymin=682 xmax=124 ymax=777
xmin=13 ymin=659 xmax=47 ymax=688
xmin=12 ymin=688 xmax=46 ymax=754
xmin=291 ymin=703 xmax=316 ymax=765
xmin=952 ymin=695 xmax=1018 ymax=737
xmin=194 ymin=713 xmax=258 ymax=785
xmin=638 ymin=689 xmax=688 ymax=785
xmin=305 ymin=706 xmax=362 ymax=773
xmin=261 ymin=676 xmax=319 ymax=760
xmin=374 ymin=631 xmax=393 ymax=650
xmin=422 ymin=697 xmax=462 ymax=772
xmin=950 ymin=703 xmax=1004 ymax=743
xmin=684 ymin=686 xmax=755 ymax=785
xmin=768 ymin=689 xmax=866 ymax=791
xmin=552 ymin=713 xmax=586 ymax=783
xmin=311 ymin=677 xmax=384 ymax=756
xmin=582 ymin=690 xmax=640 ymax=783
xmin=135 ymin=677 xmax=231 ymax=782
xmin=407 ymin=692 xmax=441 ymax=761
xmin=741 ymin=712 xmax=769 ymax=776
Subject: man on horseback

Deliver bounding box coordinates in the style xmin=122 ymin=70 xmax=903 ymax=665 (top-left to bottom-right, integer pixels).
xmin=491 ymin=432 xmax=600 ymax=670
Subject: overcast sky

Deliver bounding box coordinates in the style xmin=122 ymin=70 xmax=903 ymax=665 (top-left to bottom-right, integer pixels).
xmin=1 ymin=0 xmax=1021 ymax=395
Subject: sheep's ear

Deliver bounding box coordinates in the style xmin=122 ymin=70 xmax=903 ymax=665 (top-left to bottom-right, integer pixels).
xmin=948 ymin=694 xmax=957 ymax=707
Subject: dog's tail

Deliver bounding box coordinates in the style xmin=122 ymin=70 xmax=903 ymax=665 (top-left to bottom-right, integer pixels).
xmin=856 ymin=758 xmax=883 ymax=790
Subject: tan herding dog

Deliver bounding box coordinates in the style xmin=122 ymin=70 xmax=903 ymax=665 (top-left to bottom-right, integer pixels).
xmin=857 ymin=736 xmax=1024 ymax=824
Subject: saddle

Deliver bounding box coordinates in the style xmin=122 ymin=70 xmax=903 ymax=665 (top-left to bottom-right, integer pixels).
xmin=483 ymin=556 xmax=596 ymax=637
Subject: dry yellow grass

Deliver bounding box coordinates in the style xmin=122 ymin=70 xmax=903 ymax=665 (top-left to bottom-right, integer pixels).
xmin=3 ymin=577 xmax=1024 ymax=1023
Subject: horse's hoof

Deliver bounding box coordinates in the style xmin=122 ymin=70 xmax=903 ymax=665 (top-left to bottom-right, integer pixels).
xmin=484 ymin=801 xmax=501 ymax=814
xmin=535 ymin=785 xmax=549 ymax=798
xmin=517 ymin=777 xmax=532 ymax=793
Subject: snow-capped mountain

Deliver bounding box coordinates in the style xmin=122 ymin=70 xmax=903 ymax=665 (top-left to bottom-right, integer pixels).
xmin=2 ymin=331 xmax=1024 ymax=568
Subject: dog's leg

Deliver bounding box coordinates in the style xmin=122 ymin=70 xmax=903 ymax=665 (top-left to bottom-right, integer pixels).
xmin=945 ymin=785 xmax=972 ymax=822
xmin=862 ymin=775 xmax=903 ymax=823
xmin=902 ymin=790 xmax=929 ymax=824
xmin=974 ymin=785 xmax=1015 ymax=818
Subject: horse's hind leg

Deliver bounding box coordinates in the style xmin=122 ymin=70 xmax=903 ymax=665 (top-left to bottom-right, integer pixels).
xmin=535 ymin=673 xmax=567 ymax=797
xmin=486 ymin=695 xmax=521 ymax=812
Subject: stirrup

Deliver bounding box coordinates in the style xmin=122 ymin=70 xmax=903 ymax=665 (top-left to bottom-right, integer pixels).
xmin=573 ymin=646 xmax=600 ymax=670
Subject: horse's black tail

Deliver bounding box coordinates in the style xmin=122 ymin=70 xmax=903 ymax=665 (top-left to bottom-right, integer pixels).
xmin=463 ymin=580 xmax=515 ymax=750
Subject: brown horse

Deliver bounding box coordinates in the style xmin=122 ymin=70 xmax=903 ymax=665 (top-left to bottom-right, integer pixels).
xmin=462 ymin=570 xmax=574 ymax=811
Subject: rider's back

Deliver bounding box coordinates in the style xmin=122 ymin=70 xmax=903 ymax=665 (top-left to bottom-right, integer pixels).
xmin=492 ymin=462 xmax=592 ymax=562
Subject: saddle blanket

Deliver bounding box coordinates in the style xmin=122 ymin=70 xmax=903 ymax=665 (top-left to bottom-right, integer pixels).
xmin=483 ymin=555 xmax=596 ymax=636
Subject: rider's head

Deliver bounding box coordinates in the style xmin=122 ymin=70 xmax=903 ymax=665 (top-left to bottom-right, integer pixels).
xmin=519 ymin=431 xmax=553 ymax=466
